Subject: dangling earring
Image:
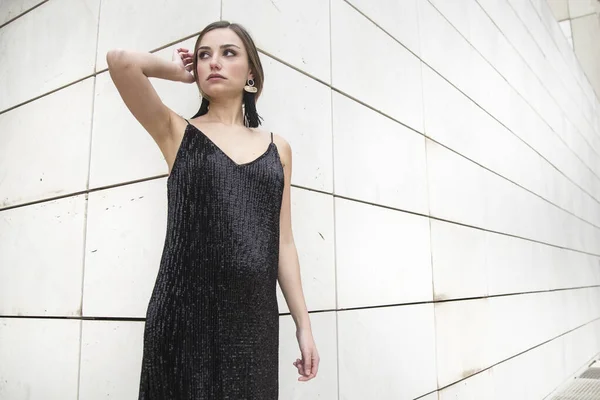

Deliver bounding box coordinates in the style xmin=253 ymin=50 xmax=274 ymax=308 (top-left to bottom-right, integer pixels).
xmin=243 ymin=79 xmax=262 ymax=128
xmin=244 ymin=79 xmax=258 ymax=93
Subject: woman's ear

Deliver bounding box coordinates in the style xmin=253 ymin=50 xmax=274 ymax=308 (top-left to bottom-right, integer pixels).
xmin=248 ymin=71 xmax=254 ymax=81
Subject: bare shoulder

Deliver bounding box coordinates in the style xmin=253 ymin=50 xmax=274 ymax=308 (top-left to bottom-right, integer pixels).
xmin=252 ymin=128 xmax=291 ymax=167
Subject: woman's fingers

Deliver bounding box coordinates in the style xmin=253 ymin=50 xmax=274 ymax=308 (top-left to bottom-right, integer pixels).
xmin=293 ymin=358 xmax=303 ymax=375
xmin=296 ymin=352 xmax=319 ymax=381
xmin=301 ymin=350 xmax=312 ymax=376
xmin=174 ymin=48 xmax=193 ymax=62
xmin=172 ymin=47 xmax=195 ymax=77
xmin=176 ymin=48 xmax=190 ymax=56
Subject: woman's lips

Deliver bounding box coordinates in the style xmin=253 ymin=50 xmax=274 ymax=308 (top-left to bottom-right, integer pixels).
xmin=207 ymin=74 xmax=226 ymax=80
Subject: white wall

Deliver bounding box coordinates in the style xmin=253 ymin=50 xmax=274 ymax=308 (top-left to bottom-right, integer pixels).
xmin=1 ymin=0 xmax=600 ymax=399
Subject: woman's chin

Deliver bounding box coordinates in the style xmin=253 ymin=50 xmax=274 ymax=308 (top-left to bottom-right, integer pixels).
xmin=201 ymin=86 xmax=241 ymax=100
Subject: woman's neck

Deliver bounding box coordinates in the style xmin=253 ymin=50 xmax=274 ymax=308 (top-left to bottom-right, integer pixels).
xmin=204 ymin=95 xmax=244 ymax=126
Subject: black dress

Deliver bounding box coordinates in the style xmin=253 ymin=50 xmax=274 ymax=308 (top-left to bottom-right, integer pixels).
xmin=138 ymin=118 xmax=284 ymax=399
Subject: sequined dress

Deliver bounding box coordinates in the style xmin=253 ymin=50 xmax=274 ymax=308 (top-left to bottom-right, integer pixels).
xmin=138 ymin=118 xmax=284 ymax=399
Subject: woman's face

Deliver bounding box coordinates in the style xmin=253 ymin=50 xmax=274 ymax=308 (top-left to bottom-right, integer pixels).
xmin=196 ymin=28 xmax=252 ymax=100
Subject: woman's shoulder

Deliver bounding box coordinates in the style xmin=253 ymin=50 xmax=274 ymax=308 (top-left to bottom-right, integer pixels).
xmin=253 ymin=128 xmax=292 ymax=166
xmin=251 ymin=128 xmax=289 ymax=147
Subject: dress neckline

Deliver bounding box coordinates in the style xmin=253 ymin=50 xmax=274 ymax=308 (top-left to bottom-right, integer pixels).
xmin=187 ymin=123 xmax=274 ymax=167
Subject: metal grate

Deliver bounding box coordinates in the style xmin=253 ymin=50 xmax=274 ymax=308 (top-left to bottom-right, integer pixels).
xmin=551 ymin=379 xmax=600 ymax=400
xmin=580 ymin=368 xmax=600 ymax=380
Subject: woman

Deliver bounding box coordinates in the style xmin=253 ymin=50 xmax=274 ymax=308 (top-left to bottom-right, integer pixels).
xmin=106 ymin=21 xmax=319 ymax=399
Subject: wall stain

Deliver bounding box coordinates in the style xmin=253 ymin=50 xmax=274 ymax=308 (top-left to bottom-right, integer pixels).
xmin=461 ymin=367 xmax=482 ymax=379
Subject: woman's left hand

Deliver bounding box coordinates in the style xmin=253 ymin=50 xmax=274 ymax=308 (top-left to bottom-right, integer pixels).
xmin=293 ymin=328 xmax=319 ymax=381
xmin=171 ymin=47 xmax=195 ymax=83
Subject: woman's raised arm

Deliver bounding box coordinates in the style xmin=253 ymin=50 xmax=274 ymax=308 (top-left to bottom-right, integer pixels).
xmin=106 ymin=48 xmax=195 ymax=152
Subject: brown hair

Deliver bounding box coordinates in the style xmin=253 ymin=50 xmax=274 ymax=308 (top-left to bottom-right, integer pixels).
xmin=192 ymin=21 xmax=264 ymax=99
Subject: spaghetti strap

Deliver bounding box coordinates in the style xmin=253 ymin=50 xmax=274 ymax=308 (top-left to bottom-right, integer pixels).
xmin=183 ymin=118 xmax=190 ymax=125
xmin=270 ymin=132 xmax=274 ymax=143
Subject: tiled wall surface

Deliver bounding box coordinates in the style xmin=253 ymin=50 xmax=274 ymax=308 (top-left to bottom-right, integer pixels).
xmin=1 ymin=0 xmax=600 ymax=399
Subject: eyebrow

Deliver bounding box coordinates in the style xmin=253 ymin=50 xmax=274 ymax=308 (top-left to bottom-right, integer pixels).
xmin=197 ymin=44 xmax=241 ymax=51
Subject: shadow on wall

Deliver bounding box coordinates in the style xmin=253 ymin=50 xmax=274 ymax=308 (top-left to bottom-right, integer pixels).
xmin=547 ymin=0 xmax=600 ymax=98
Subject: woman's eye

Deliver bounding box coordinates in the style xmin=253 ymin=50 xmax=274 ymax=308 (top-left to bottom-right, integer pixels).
xmin=223 ymin=49 xmax=236 ymax=56
xmin=198 ymin=51 xmax=210 ymax=59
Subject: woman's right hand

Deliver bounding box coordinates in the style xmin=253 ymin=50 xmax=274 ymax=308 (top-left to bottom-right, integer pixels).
xmin=172 ymin=47 xmax=195 ymax=84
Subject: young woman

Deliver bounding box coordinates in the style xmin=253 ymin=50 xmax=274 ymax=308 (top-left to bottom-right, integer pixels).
xmin=107 ymin=20 xmax=319 ymax=399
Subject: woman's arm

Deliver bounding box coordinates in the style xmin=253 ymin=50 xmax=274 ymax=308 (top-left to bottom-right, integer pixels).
xmin=275 ymin=137 xmax=319 ymax=381
xmin=106 ymin=48 xmax=194 ymax=163
xmin=276 ymin=139 xmax=310 ymax=331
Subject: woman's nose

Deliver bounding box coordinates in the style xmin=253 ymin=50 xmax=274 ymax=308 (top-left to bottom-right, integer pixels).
xmin=209 ymin=55 xmax=221 ymax=70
